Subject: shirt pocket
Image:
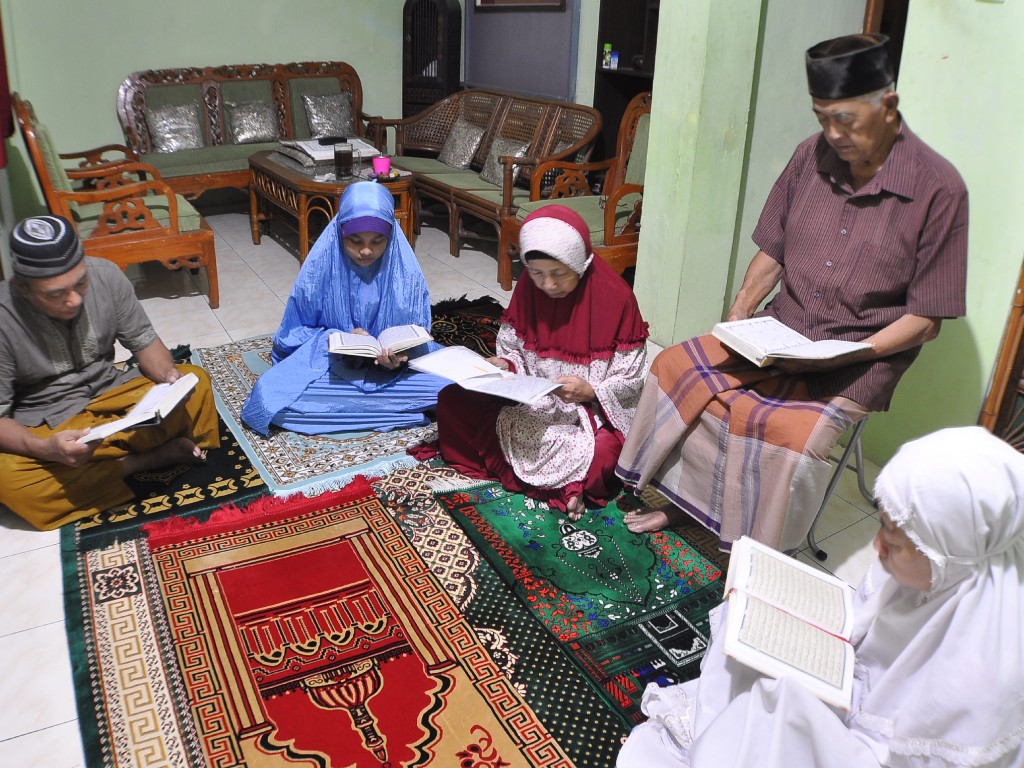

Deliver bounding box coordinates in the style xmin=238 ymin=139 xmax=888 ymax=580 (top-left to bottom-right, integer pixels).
xmin=854 ymin=238 xmax=915 ymax=303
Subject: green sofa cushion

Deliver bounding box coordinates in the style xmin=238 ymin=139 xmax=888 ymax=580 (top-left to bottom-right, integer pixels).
xmin=140 ymin=143 xmax=279 ymax=177
xmin=624 ymin=113 xmax=650 ymax=188
xmin=513 ymin=194 xmax=638 ymax=248
xmin=454 ymin=186 xmax=532 ymax=208
xmin=391 ymin=156 xmax=466 ymax=174
xmin=74 ymin=193 xmax=202 ymax=238
xmin=420 ymin=170 xmax=501 ymax=191
xmin=37 ymin=125 xmax=72 ymax=194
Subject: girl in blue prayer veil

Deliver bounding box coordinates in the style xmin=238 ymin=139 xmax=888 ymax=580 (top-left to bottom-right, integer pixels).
xmin=241 ymin=181 xmax=448 ymax=436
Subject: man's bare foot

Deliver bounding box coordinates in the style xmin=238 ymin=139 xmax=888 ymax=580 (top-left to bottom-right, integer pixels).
xmin=623 ymin=505 xmax=683 ymax=534
xmin=120 ymin=437 xmax=207 ymax=477
xmin=566 ymin=496 xmax=584 ymax=522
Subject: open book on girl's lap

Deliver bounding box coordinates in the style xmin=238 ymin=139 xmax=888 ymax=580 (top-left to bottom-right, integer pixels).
xmin=408 ymin=345 xmax=561 ymax=406
xmin=722 ymin=536 xmax=856 ymax=710
xmin=328 ymin=324 xmax=433 ymax=357
xmin=713 ymin=316 xmax=870 ymax=368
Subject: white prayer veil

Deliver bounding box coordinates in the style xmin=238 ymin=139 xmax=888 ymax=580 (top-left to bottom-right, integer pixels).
xmin=851 ymin=426 xmax=1024 ymax=766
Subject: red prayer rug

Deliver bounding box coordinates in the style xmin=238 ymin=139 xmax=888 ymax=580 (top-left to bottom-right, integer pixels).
xmin=66 ymin=476 xmax=587 ymax=767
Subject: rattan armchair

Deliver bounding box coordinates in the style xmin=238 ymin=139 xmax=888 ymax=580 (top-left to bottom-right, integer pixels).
xmin=498 ymin=91 xmax=651 ymax=289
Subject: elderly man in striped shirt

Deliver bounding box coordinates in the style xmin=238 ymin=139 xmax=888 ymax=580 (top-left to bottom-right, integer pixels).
xmin=616 ymin=33 xmax=968 ymax=553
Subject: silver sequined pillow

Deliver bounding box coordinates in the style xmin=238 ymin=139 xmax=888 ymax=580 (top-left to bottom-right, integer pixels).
xmin=438 ymin=118 xmax=485 ymax=169
xmin=302 ymin=93 xmax=354 ymax=139
xmin=145 ymin=102 xmax=204 ymax=153
xmin=479 ymin=137 xmax=530 ymax=186
xmin=224 ymin=100 xmax=279 ymax=144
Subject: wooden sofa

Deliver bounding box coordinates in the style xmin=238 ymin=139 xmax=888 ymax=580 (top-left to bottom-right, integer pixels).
xmin=497 ymin=92 xmax=651 ymax=290
xmin=116 ymin=61 xmax=369 ymax=199
xmin=14 ymin=94 xmax=219 ymax=308
xmin=368 ymin=88 xmax=601 ymax=286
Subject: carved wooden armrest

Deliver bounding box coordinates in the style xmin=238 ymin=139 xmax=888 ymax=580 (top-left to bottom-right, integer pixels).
xmin=604 ymin=183 xmax=644 ymax=244
xmin=59 ymin=143 xmax=139 ymax=168
xmin=66 ymin=160 xmax=164 ymax=187
xmin=58 ymin=178 xmax=183 ymax=237
xmin=529 ymin=157 xmax=616 ymax=199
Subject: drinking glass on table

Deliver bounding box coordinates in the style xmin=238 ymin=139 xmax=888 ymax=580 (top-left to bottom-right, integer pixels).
xmin=334 ymin=142 xmax=353 ymax=179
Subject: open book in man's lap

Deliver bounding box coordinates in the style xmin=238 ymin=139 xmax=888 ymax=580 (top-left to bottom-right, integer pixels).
xmin=78 ymin=372 xmax=199 ymax=444
xmin=722 ymin=536 xmax=855 ymax=710
xmin=712 ymin=316 xmax=870 ymax=368
xmin=328 ymin=324 xmax=433 ymax=357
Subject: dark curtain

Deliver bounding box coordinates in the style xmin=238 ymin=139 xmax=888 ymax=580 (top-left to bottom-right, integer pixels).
xmin=0 ymin=12 xmax=11 ymax=168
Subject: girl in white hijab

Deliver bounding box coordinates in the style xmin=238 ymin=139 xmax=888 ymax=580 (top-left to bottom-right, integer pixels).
xmin=617 ymin=426 xmax=1024 ymax=768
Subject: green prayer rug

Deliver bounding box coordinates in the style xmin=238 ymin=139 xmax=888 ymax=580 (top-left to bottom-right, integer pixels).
xmin=434 ymin=480 xmax=726 ymax=726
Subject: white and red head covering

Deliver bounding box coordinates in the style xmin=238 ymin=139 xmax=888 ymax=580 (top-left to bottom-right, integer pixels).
xmin=504 ymin=205 xmax=647 ymax=365
xmin=518 ymin=205 xmax=594 ymax=276
xmin=850 ymin=426 xmax=1024 ymax=765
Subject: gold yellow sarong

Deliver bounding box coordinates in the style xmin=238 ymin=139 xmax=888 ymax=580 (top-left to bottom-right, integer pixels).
xmin=0 ymin=364 xmax=220 ymax=530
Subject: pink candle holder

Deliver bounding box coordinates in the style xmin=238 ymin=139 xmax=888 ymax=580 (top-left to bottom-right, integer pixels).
xmin=372 ymin=156 xmax=391 ymax=176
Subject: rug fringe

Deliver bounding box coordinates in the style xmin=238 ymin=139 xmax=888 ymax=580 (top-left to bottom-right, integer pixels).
xmin=274 ymin=457 xmax=419 ymax=498
xmin=431 ymin=294 xmax=502 ymax=313
xmin=427 ymin=475 xmax=496 ymax=493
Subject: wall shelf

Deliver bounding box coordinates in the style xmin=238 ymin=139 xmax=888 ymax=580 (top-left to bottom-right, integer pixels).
xmin=593 ymin=0 xmax=657 ymax=159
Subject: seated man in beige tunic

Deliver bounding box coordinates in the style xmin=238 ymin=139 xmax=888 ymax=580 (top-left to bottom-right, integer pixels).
xmin=0 ymin=215 xmax=220 ymax=530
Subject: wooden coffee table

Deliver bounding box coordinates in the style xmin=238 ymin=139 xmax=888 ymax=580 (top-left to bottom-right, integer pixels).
xmin=248 ymin=150 xmax=415 ymax=261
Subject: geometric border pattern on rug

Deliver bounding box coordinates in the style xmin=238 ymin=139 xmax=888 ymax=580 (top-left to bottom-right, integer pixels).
xmin=373 ymin=462 xmax=630 ymax=766
xmin=143 ymin=478 xmax=580 ymax=767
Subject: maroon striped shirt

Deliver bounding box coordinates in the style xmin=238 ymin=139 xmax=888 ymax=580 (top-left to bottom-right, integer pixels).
xmin=752 ymin=121 xmax=968 ymax=411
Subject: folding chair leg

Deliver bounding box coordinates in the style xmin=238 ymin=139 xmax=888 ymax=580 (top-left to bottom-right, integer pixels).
xmin=806 ymin=418 xmax=875 ymax=561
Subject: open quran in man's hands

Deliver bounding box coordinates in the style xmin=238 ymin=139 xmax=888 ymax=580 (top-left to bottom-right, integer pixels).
xmin=712 ymin=316 xmax=871 ymax=368
xmin=328 ymin=324 xmax=433 ymax=357
xmin=408 ymin=345 xmax=562 ymax=406
xmin=78 ymin=372 xmax=199 ymax=444
xmin=722 ymin=536 xmax=856 ymax=710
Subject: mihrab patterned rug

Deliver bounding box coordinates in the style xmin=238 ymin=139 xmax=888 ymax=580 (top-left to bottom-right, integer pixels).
xmin=62 ymin=471 xmax=628 ymax=767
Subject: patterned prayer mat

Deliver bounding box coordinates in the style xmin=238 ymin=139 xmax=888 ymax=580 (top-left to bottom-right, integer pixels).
xmin=70 ymin=413 xmax=267 ymax=544
xmin=193 ymin=295 xmax=504 ymax=496
xmin=374 ymin=462 xmax=629 ymax=765
xmin=64 ymin=476 xmax=614 ymax=767
xmin=433 ymin=480 xmax=727 ymax=726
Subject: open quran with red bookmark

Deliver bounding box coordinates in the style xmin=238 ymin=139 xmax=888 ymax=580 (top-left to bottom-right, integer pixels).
xmin=722 ymin=536 xmax=856 ymax=710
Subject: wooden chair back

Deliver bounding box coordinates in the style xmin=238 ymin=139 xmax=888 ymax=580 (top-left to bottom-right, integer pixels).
xmin=979 ymin=257 xmax=1024 ymax=451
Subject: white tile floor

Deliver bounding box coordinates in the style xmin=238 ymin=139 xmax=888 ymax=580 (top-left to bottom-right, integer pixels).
xmin=0 ymin=210 xmax=882 ymax=767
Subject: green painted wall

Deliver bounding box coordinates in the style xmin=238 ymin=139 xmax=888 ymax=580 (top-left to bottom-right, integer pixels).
xmin=864 ymin=0 xmax=1024 ymax=459
xmin=2 ymin=0 xmax=407 ymax=213
xmin=634 ymin=0 xmax=861 ymax=345
xmin=635 ymin=0 xmax=1019 ymax=465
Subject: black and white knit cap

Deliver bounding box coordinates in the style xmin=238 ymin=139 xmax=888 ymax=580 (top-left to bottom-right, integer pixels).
xmin=10 ymin=215 xmax=84 ymax=279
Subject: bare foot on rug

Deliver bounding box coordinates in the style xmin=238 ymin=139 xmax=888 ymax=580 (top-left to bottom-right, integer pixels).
xmin=566 ymin=496 xmax=585 ymax=522
xmin=120 ymin=437 xmax=207 ymax=477
xmin=623 ymin=505 xmax=683 ymax=534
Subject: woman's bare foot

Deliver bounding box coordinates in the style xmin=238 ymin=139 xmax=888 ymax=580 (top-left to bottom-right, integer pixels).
xmin=566 ymin=496 xmax=584 ymax=522
xmin=120 ymin=437 xmax=207 ymax=477
xmin=623 ymin=505 xmax=683 ymax=534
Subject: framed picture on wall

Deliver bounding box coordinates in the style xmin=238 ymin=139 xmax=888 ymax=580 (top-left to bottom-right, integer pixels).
xmin=475 ymin=0 xmax=565 ymax=10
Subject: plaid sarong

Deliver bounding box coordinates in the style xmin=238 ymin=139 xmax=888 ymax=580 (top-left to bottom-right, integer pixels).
xmin=616 ymin=335 xmax=868 ymax=551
